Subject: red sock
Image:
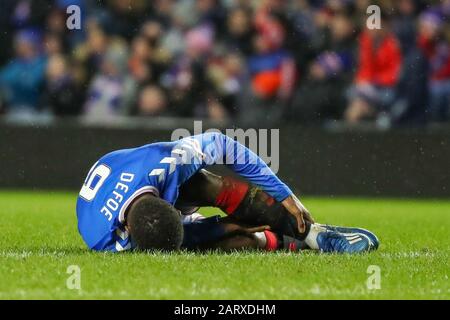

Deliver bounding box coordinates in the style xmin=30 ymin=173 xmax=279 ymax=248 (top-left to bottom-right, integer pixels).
xmin=214 ymin=177 xmax=249 ymax=215
xmin=264 ymin=230 xmax=279 ymax=251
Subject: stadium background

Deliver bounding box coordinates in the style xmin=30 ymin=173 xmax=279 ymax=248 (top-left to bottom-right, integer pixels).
xmin=0 ymin=0 xmax=448 ymax=197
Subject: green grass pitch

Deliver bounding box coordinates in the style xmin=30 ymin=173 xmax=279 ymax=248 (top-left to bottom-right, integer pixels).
xmin=0 ymin=191 xmax=448 ymax=300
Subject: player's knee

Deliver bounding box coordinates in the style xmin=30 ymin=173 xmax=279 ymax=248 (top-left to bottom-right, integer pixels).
xmin=126 ymin=194 xmax=183 ymax=251
xmin=233 ymin=187 xmax=299 ymax=237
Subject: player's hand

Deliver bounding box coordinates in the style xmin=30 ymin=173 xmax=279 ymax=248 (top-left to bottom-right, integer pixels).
xmin=220 ymin=219 xmax=270 ymax=236
xmin=281 ymin=195 xmax=315 ymax=234
xmin=242 ymin=225 xmax=271 ymax=234
xmin=227 ymin=224 xmax=271 ymax=236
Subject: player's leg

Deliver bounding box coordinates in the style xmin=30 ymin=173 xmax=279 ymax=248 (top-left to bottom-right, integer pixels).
xmin=181 ymin=213 xmax=270 ymax=251
xmin=182 ymin=215 xmax=306 ymax=252
xmin=201 ymin=234 xmax=259 ymax=251
xmin=182 ymin=214 xmax=310 ymax=252
xmin=176 ymin=171 xmax=307 ymax=251
xmin=225 ymin=185 xmax=380 ymax=252
xmin=176 ymin=169 xmax=224 ymax=207
xmin=178 ymin=170 xmax=379 ymax=253
xmin=177 ymin=169 xmax=312 ymax=241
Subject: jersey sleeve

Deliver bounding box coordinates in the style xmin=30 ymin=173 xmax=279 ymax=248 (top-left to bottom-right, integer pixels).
xmin=190 ymin=132 xmax=293 ymax=202
xmin=92 ymin=225 xmax=134 ymax=252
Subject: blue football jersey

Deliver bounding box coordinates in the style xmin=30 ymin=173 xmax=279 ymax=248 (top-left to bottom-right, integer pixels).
xmin=76 ymin=132 xmax=293 ymax=252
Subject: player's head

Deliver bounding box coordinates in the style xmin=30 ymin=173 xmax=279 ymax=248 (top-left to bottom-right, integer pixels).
xmin=126 ymin=194 xmax=183 ymax=251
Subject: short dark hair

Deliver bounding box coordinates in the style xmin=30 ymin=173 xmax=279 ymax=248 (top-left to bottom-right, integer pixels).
xmin=126 ymin=194 xmax=183 ymax=251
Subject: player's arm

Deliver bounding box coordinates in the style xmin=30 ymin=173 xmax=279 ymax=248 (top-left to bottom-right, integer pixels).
xmin=201 ymin=132 xmax=292 ymax=201
xmin=183 ymin=133 xmax=314 ymax=233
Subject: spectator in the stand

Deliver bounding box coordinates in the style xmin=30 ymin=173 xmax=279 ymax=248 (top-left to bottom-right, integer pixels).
xmin=0 ymin=29 xmax=47 ymax=116
xmin=417 ymin=9 xmax=450 ymax=121
xmin=391 ymin=0 xmax=429 ymax=124
xmin=128 ymin=36 xmax=154 ymax=85
xmin=43 ymin=32 xmax=64 ymax=56
xmin=99 ymin=0 xmax=150 ymax=40
xmin=45 ymin=8 xmax=67 ymax=38
xmin=151 ymin=0 xmax=175 ymax=28
xmin=41 ymin=54 xmax=83 ymax=116
xmin=162 ymin=25 xmax=213 ymax=117
xmin=72 ymin=20 xmax=110 ymax=86
xmin=136 ymin=84 xmax=168 ymax=117
xmin=287 ymin=0 xmax=323 ymax=71
xmin=206 ymin=52 xmax=245 ymax=120
xmin=224 ymin=7 xmax=254 ymax=56
xmin=241 ymin=6 xmax=296 ymax=123
xmin=290 ymin=12 xmax=356 ymax=122
xmin=10 ymin=0 xmax=49 ymax=30
xmin=83 ymin=42 xmax=136 ymax=121
xmin=392 ymin=0 xmax=418 ymax=52
xmin=140 ymin=20 xmax=163 ymax=46
xmin=130 ymin=23 xmax=171 ymax=86
xmin=345 ymin=17 xmax=403 ymax=123
xmin=48 ymin=1 xmax=85 ymax=48
xmin=353 ymin=0 xmax=373 ymax=27
xmin=196 ymin=0 xmax=226 ymax=36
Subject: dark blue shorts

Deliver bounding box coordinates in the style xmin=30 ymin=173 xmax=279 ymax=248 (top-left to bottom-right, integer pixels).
xmin=181 ymin=215 xmax=226 ymax=249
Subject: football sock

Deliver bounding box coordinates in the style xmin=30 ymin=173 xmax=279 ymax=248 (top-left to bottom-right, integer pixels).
xmin=214 ymin=176 xmax=312 ymax=243
xmin=304 ymin=224 xmax=327 ymax=250
xmin=280 ymin=234 xmax=309 ymax=251
xmin=253 ymin=231 xmax=267 ymax=247
xmin=214 ymin=176 xmax=249 ymax=214
xmin=255 ymin=231 xmax=311 ymax=252
xmin=253 ymin=230 xmax=279 ymax=251
xmin=263 ymin=230 xmax=279 ymax=251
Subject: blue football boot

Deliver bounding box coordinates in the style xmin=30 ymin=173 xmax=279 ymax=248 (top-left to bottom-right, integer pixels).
xmin=317 ymin=224 xmax=380 ymax=250
xmin=309 ymin=224 xmax=375 ymax=253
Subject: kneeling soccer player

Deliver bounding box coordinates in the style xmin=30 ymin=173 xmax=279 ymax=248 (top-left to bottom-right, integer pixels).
xmin=76 ymin=132 xmax=379 ymax=253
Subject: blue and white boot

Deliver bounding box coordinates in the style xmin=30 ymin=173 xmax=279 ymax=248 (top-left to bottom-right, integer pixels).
xmin=317 ymin=224 xmax=379 ymax=250
xmin=305 ymin=224 xmax=376 ymax=253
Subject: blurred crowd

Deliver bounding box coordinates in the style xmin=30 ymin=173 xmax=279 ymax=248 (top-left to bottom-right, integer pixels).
xmin=0 ymin=0 xmax=449 ymax=126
